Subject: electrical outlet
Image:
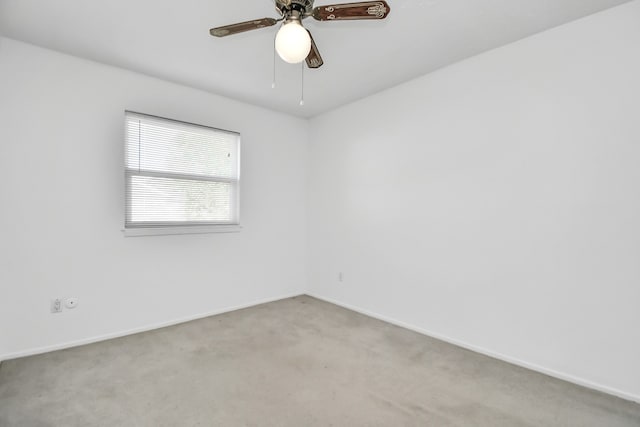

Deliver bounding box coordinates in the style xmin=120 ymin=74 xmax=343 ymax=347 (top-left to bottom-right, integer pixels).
xmin=65 ymin=298 xmax=78 ymax=309
xmin=51 ymin=298 xmax=63 ymax=313
xmin=338 ymin=272 xmax=343 ymax=282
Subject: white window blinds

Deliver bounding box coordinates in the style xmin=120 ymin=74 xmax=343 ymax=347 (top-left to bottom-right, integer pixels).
xmin=125 ymin=112 xmax=240 ymax=228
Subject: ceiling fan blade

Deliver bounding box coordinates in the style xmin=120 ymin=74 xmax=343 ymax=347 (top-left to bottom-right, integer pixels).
xmin=306 ymin=31 xmax=324 ymax=69
xmin=210 ymin=18 xmax=278 ymax=37
xmin=312 ymin=1 xmax=390 ymax=21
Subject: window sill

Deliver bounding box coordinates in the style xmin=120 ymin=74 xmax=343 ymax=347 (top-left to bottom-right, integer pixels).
xmin=122 ymin=225 xmax=242 ymax=237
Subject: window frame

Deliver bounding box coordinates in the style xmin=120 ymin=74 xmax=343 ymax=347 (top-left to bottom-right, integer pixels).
xmin=123 ymin=111 xmax=241 ymax=236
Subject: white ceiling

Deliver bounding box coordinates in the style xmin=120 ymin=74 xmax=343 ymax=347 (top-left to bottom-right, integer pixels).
xmin=0 ymin=0 xmax=631 ymax=118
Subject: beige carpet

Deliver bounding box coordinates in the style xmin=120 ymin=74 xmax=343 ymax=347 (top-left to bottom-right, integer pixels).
xmin=1 ymin=296 xmax=639 ymax=426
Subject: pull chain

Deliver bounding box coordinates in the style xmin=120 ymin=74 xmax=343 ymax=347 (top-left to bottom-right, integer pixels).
xmin=300 ymin=62 xmax=304 ymax=106
xmin=272 ymin=33 xmax=277 ymax=89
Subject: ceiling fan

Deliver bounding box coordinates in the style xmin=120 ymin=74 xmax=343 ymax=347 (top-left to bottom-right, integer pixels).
xmin=210 ymin=0 xmax=391 ymax=69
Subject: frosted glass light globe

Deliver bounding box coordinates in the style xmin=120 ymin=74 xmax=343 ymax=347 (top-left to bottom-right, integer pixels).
xmin=275 ymin=21 xmax=311 ymax=64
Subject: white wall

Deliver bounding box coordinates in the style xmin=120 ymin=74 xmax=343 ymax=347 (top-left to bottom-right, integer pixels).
xmin=0 ymin=38 xmax=308 ymax=358
xmin=308 ymin=1 xmax=640 ymax=401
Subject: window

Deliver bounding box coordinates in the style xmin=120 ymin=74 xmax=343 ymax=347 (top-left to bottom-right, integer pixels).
xmin=125 ymin=112 xmax=240 ymax=233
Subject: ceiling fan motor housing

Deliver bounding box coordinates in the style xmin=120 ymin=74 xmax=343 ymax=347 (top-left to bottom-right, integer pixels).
xmin=277 ymin=0 xmax=315 ymax=18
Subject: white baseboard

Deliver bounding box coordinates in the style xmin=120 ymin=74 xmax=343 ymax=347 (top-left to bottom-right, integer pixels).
xmin=306 ymin=292 xmax=640 ymax=404
xmin=1 ymin=292 xmax=304 ymax=362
